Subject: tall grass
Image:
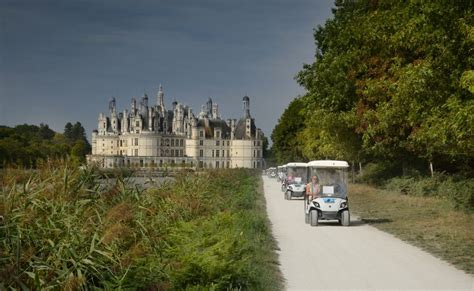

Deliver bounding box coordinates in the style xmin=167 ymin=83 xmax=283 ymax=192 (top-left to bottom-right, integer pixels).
xmin=0 ymin=161 xmax=281 ymax=290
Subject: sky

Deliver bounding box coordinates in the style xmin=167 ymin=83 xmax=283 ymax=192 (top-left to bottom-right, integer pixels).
xmin=0 ymin=0 xmax=334 ymax=141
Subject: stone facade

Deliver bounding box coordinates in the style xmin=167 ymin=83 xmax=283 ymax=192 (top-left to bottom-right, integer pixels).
xmin=87 ymin=86 xmax=264 ymax=169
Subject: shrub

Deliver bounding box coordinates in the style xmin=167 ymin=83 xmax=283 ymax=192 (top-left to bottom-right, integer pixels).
xmin=384 ymin=174 xmax=474 ymax=211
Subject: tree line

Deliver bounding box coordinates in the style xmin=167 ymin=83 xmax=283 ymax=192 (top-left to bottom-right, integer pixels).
xmin=271 ymin=0 xmax=473 ymax=177
xmin=0 ymin=122 xmax=91 ymax=167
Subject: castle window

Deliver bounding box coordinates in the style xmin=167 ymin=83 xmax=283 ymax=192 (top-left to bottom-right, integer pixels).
xmin=199 ymin=130 xmax=203 ymax=137
xmin=254 ymin=150 xmax=256 ymax=157
xmin=171 ymin=149 xmax=175 ymax=156
xmin=216 ymin=161 xmax=219 ymax=168
xmin=212 ymin=150 xmax=214 ymax=157
xmin=135 ymin=138 xmax=138 ymax=146
xmin=199 ymin=150 xmax=203 ymax=157
xmin=199 ymin=161 xmax=203 ymax=168
xmin=226 ymin=161 xmax=230 ymax=168
xmin=227 ymin=141 xmax=230 ymax=146
xmin=257 ymin=141 xmax=261 ymax=146
xmin=216 ymin=131 xmax=220 ymax=138
xmin=135 ymin=149 xmax=138 ymax=156
xmin=171 ymin=139 xmax=175 ymax=147
xmin=136 ymin=121 xmax=139 ymax=127
xmin=180 ymin=139 xmax=183 ymax=146
xmin=216 ymin=140 xmax=220 ymax=146
xmin=222 ymin=150 xmax=224 ymax=157
xmin=216 ymin=150 xmax=219 ymax=157
xmin=200 ymin=140 xmax=203 ymax=146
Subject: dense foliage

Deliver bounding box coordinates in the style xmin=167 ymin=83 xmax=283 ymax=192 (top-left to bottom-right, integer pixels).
xmin=0 ymin=163 xmax=281 ymax=290
xmin=272 ymin=0 xmax=473 ymax=174
xmin=0 ymin=122 xmax=91 ymax=167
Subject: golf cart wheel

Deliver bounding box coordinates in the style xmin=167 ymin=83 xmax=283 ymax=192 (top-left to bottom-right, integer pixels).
xmin=310 ymin=210 xmax=319 ymax=226
xmin=341 ymin=210 xmax=350 ymax=226
xmin=286 ymin=191 xmax=292 ymax=200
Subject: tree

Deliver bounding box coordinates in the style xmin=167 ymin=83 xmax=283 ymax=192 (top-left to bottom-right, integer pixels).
xmin=271 ymin=97 xmax=306 ymax=164
xmin=289 ymin=0 xmax=473 ymax=174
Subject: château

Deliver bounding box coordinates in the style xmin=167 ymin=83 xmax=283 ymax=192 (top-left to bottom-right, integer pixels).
xmin=87 ymin=85 xmax=264 ymax=169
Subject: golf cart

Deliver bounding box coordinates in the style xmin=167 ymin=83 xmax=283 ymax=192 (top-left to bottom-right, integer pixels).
xmin=284 ymin=162 xmax=308 ymax=200
xmin=305 ymin=160 xmax=350 ymax=226
xmin=267 ymin=167 xmax=277 ymax=178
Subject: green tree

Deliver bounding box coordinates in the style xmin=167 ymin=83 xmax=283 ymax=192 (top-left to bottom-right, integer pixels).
xmin=276 ymin=0 xmax=474 ymax=175
xmin=271 ymin=97 xmax=306 ymax=164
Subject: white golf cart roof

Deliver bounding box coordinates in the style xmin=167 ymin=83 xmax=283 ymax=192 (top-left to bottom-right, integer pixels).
xmin=307 ymin=160 xmax=349 ymax=168
xmin=286 ymin=162 xmax=308 ymax=167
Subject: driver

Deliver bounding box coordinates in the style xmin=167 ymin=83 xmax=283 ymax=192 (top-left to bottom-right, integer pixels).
xmin=286 ymin=171 xmax=295 ymax=184
xmin=306 ymin=175 xmax=320 ymax=200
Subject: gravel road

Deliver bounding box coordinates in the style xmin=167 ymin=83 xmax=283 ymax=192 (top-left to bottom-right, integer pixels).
xmin=263 ymin=176 xmax=473 ymax=290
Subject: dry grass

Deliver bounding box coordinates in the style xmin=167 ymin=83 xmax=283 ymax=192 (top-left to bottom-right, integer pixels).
xmin=349 ymin=183 xmax=474 ymax=274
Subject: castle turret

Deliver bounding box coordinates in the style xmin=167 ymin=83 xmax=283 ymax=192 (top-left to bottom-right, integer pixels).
xmin=157 ymin=84 xmax=165 ymax=114
xmin=206 ymin=97 xmax=213 ymax=116
xmin=109 ymin=97 xmax=116 ymax=114
xmin=243 ymin=96 xmax=250 ymax=118
xmin=122 ymin=109 xmax=129 ymax=133
xmin=131 ymin=98 xmax=137 ymax=115
xmin=148 ymin=106 xmax=154 ymax=131
xmin=212 ymin=104 xmax=219 ymax=119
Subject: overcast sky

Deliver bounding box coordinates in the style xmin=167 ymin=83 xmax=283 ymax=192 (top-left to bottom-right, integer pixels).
xmin=0 ymin=0 xmax=334 ymax=141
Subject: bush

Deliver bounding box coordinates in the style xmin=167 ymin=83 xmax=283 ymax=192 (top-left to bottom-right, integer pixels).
xmin=384 ymin=174 xmax=474 ymax=211
xmin=357 ymin=162 xmax=401 ymax=185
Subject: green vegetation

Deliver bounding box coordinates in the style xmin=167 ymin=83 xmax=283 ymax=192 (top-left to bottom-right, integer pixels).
xmin=0 ymin=122 xmax=91 ymax=167
xmin=349 ymin=183 xmax=474 ymax=274
xmin=0 ymin=162 xmax=281 ymax=290
xmin=271 ymin=0 xmax=473 ymax=176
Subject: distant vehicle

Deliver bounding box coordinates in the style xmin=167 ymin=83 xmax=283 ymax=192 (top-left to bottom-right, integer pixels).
xmin=284 ymin=162 xmax=308 ymax=200
xmin=305 ymin=160 xmax=350 ymax=226
xmin=267 ymin=167 xmax=277 ymax=178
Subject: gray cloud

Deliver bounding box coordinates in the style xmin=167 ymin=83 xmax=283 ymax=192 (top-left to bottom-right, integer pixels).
xmin=0 ymin=0 xmax=333 ymax=141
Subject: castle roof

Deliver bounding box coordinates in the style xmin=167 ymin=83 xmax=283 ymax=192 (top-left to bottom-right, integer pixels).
xmin=234 ymin=118 xmax=256 ymax=139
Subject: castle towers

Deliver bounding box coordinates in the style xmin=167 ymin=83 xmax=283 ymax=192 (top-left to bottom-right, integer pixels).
xmin=243 ymin=95 xmax=250 ymax=118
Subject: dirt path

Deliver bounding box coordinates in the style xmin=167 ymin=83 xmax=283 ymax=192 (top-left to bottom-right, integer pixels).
xmin=263 ymin=176 xmax=473 ymax=290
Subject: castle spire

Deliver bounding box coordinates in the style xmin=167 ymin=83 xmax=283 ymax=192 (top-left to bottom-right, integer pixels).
xmin=157 ymin=84 xmax=165 ymax=113
xmin=243 ymin=96 xmax=250 ymax=118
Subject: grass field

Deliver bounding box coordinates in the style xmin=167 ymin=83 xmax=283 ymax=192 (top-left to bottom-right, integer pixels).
xmin=0 ymin=161 xmax=282 ymax=290
xmin=349 ymin=183 xmax=474 ymax=274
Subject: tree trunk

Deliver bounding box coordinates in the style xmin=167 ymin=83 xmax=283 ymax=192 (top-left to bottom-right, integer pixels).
xmin=359 ymin=162 xmax=363 ymax=176
xmin=429 ymin=161 xmax=434 ymax=178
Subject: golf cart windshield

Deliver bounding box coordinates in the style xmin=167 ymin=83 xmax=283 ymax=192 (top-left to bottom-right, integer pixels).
xmin=287 ymin=167 xmax=308 ymax=184
xmin=309 ymin=167 xmax=347 ymax=198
